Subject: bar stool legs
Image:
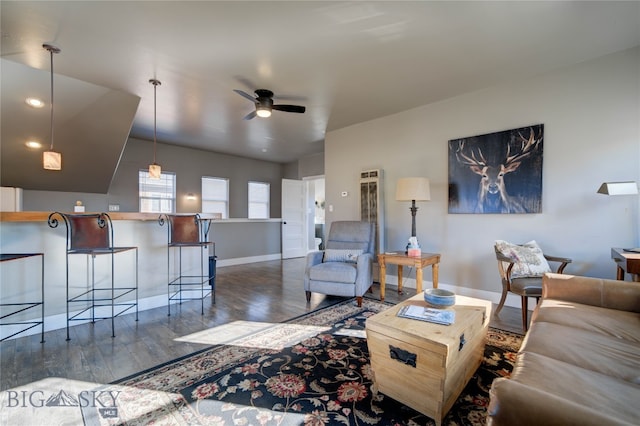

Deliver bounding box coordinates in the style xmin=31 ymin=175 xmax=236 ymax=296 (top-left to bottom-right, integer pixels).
xmin=0 ymin=253 xmax=45 ymax=343
xmin=160 ymin=214 xmax=212 ymax=316
xmin=49 ymin=212 xmax=138 ymax=341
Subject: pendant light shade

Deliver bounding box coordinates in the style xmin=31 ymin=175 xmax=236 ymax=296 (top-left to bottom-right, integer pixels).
xmin=43 ymin=44 xmax=62 ymax=171
xmin=149 ymin=78 xmax=162 ymax=179
xmin=149 ymin=163 xmax=161 ymax=179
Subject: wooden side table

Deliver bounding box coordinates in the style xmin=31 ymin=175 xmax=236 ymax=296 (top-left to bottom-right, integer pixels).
xmin=377 ymin=251 xmax=441 ymax=301
xmin=611 ymin=247 xmax=640 ymax=282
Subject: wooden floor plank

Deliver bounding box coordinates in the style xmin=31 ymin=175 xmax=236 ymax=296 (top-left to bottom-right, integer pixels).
xmin=0 ymin=257 xmax=524 ymax=392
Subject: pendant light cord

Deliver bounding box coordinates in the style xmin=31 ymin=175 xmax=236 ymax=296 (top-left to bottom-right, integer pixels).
xmin=44 ymin=45 xmax=60 ymax=151
xmin=149 ymin=79 xmax=161 ymax=164
xmin=153 ymin=81 xmax=157 ymax=163
xmin=49 ymin=49 xmax=54 ymax=151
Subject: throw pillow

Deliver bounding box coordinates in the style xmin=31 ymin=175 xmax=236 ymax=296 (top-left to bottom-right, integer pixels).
xmin=495 ymin=240 xmax=551 ymax=278
xmin=323 ymin=248 xmax=363 ymax=263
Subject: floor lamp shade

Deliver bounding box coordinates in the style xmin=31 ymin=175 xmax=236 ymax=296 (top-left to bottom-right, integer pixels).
xmin=597 ymin=181 xmax=639 ymax=195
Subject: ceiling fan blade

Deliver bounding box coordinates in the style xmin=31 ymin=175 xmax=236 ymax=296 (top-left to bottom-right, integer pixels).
xmin=234 ymin=89 xmax=257 ymax=102
xmin=243 ymin=110 xmax=257 ymax=120
xmin=273 ymin=104 xmax=306 ymax=114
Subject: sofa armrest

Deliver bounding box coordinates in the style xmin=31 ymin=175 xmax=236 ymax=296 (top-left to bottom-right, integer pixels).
xmin=543 ymin=273 xmax=640 ymax=313
xmin=488 ymin=378 xmax=628 ymax=426
xmin=354 ymin=253 xmax=374 ymax=289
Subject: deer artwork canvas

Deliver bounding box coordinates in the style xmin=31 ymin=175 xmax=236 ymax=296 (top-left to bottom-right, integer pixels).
xmin=448 ymin=124 xmax=544 ymax=214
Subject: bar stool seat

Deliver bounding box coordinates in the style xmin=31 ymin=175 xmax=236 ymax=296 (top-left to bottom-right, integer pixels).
xmin=159 ymin=214 xmax=212 ymax=315
xmin=0 ymin=253 xmax=45 ymax=342
xmin=48 ymin=212 xmax=138 ymax=340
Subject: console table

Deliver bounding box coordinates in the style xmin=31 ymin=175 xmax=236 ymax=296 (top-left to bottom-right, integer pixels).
xmin=377 ymin=252 xmax=440 ymax=301
xmin=611 ymin=247 xmax=640 ymax=282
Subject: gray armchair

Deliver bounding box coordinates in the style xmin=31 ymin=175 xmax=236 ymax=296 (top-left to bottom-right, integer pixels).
xmin=304 ymin=221 xmax=375 ymax=307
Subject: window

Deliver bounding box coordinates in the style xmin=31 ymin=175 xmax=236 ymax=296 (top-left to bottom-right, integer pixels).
xmin=139 ymin=170 xmax=176 ymax=213
xmin=248 ymin=181 xmax=270 ymax=219
xmin=202 ymin=176 xmax=229 ymax=219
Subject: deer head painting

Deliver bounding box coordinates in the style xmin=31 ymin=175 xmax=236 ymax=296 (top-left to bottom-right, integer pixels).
xmin=448 ymin=124 xmax=544 ymax=214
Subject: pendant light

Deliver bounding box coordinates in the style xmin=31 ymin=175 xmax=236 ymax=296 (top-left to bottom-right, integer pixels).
xmin=148 ymin=78 xmax=162 ymax=179
xmin=42 ymin=44 xmax=62 ymax=171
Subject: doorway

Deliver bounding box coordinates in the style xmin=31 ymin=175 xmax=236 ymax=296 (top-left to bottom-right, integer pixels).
xmin=305 ymin=176 xmax=325 ymax=252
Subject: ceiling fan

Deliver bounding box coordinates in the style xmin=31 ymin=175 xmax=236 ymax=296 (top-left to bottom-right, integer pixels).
xmin=234 ymin=89 xmax=306 ymax=120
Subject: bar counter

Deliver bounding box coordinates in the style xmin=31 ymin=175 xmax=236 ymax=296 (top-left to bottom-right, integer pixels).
xmin=0 ymin=212 xmax=281 ymax=338
xmin=0 ymin=211 xmax=223 ymax=222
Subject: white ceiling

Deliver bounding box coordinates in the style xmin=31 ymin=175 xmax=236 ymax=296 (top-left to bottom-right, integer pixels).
xmin=1 ymin=1 xmax=639 ymax=189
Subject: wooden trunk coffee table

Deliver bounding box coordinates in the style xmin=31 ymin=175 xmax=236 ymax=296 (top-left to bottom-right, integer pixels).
xmin=365 ymin=293 xmax=492 ymax=425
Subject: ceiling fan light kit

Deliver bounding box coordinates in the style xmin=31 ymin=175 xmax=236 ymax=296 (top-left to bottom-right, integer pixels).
xmin=234 ymin=88 xmax=305 ymax=120
xmin=256 ymin=106 xmax=272 ymax=118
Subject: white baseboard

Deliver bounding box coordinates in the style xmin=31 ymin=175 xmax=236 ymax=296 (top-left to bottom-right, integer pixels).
xmin=216 ymin=253 xmax=281 ymax=267
xmin=4 ymin=255 xmax=283 ymax=340
xmin=4 ymin=260 xmax=520 ymax=341
xmin=6 ymin=294 xmax=171 ymax=340
xmin=382 ymin=274 xmax=526 ymax=311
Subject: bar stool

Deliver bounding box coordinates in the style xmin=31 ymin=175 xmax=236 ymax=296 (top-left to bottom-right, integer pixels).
xmin=0 ymin=253 xmax=45 ymax=342
xmin=159 ymin=214 xmax=212 ymax=315
xmin=48 ymin=212 xmax=138 ymax=340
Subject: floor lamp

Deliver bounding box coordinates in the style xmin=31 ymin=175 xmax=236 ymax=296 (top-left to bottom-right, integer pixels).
xmin=396 ymin=177 xmax=431 ymax=250
xmin=597 ymin=181 xmax=639 ymax=252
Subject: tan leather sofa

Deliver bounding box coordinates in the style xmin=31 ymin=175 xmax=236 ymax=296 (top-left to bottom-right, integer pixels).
xmin=487 ymin=273 xmax=640 ymax=426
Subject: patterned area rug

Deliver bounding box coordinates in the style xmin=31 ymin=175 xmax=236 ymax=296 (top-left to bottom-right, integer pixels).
xmin=82 ymin=298 xmax=523 ymax=425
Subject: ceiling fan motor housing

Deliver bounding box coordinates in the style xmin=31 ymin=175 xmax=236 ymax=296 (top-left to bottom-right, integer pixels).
xmin=255 ymin=89 xmax=274 ymax=108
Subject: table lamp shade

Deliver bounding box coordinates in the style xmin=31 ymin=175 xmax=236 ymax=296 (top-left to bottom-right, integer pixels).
xmin=396 ymin=178 xmax=431 ymax=201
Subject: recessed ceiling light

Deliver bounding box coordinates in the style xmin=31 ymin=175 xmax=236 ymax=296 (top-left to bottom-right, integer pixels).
xmin=25 ymin=97 xmax=45 ymax=108
xmin=262 ymin=148 xmax=267 ymax=153
xmin=25 ymin=140 xmax=42 ymax=149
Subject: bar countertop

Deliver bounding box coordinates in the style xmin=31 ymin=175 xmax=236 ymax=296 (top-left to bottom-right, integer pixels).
xmin=0 ymin=211 xmax=223 ymax=222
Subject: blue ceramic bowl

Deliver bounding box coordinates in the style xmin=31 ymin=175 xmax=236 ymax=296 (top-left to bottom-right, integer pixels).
xmin=424 ymin=288 xmax=456 ymax=309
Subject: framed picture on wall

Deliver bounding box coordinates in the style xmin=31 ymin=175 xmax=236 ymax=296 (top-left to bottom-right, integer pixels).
xmin=448 ymin=124 xmax=544 ymax=214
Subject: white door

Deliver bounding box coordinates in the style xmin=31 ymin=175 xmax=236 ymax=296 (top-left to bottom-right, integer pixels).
xmin=281 ymin=179 xmax=308 ymax=259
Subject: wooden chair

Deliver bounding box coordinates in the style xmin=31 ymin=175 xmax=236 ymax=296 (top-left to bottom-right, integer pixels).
xmin=494 ymin=244 xmax=571 ymax=331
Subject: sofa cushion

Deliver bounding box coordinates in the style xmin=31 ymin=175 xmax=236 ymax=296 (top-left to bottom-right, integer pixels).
xmin=309 ymin=262 xmax=357 ymax=283
xmin=522 ymin=321 xmax=640 ymax=384
xmin=495 ymin=240 xmax=551 ymax=278
xmin=533 ymin=298 xmax=640 ymax=343
xmin=509 ymin=352 xmax=639 ymax=424
xmin=323 ymin=248 xmax=363 ymax=263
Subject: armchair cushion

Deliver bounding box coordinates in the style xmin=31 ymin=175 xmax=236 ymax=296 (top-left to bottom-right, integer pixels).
xmin=495 ymin=239 xmax=551 ymax=278
xmin=323 ymin=248 xmax=363 ymax=263
xmin=309 ymin=262 xmax=357 ymax=283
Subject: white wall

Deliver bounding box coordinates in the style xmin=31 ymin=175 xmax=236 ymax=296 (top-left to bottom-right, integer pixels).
xmin=325 ymin=47 xmax=640 ymax=294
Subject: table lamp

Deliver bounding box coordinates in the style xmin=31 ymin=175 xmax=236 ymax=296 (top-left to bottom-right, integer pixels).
xmin=396 ymin=177 xmax=431 ymax=250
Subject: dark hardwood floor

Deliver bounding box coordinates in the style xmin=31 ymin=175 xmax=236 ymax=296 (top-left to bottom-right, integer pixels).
xmin=0 ymin=257 xmax=523 ymax=392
